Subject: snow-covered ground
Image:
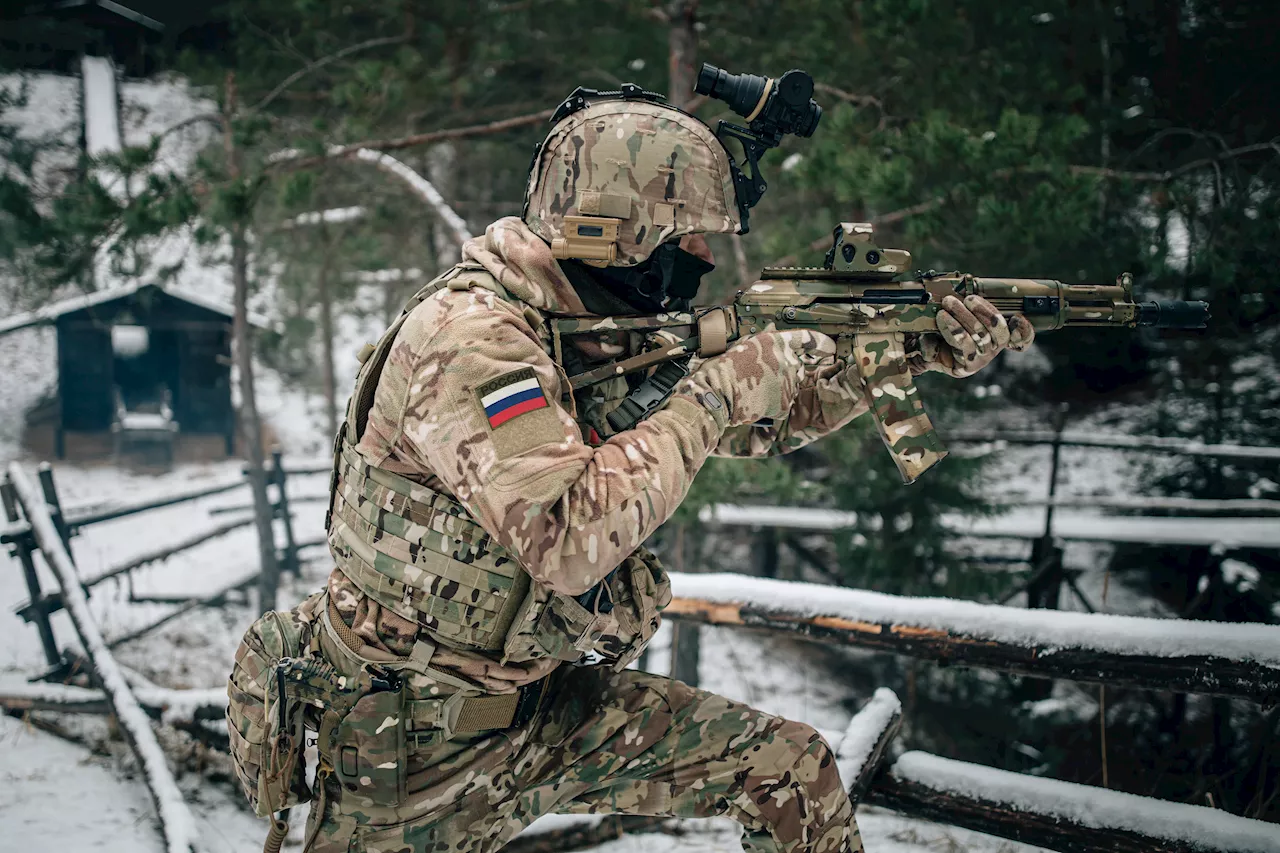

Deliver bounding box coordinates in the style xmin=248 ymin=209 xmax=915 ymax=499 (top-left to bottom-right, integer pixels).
xmin=0 ymin=451 xmax=1048 ymax=852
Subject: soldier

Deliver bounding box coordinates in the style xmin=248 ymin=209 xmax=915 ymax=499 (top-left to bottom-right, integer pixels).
xmin=227 ymin=88 xmax=1033 ymax=853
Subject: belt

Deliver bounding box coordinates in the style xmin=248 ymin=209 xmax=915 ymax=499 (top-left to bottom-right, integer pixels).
xmin=326 ymin=596 xmax=550 ymax=740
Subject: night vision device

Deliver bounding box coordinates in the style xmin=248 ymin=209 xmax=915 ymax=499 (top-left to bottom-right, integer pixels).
xmin=695 ymin=63 xmax=823 ymax=231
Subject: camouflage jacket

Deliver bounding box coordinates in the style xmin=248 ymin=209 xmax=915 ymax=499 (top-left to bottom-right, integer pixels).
xmin=329 ymin=217 xmax=869 ymax=690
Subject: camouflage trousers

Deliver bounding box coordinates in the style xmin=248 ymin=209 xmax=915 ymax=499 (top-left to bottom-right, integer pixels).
xmin=306 ymin=662 xmax=861 ymax=853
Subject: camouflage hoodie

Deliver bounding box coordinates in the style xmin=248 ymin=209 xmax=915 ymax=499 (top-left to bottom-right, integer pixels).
xmin=328 ymin=217 xmax=869 ymax=691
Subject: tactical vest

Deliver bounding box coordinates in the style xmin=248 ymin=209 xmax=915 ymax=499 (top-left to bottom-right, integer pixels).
xmin=325 ymin=263 xmax=664 ymax=669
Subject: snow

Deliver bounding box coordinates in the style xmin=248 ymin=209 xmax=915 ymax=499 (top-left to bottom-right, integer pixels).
xmin=891 ymin=751 xmax=1280 ymax=852
xmin=836 ymin=688 xmax=902 ymax=791
xmin=82 ymin=56 xmax=122 ymax=157
xmin=0 ymin=281 xmax=269 ymax=337
xmin=8 ymin=465 xmax=198 ymax=853
xmin=287 ymin=206 xmax=367 ymax=227
xmin=667 ymin=572 xmax=1280 ymax=667
xmin=702 ymin=504 xmax=1280 ymax=549
xmin=119 ymin=412 xmax=176 ymax=432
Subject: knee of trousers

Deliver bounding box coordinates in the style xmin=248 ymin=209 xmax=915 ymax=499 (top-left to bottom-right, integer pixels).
xmin=770 ymin=720 xmax=849 ymax=822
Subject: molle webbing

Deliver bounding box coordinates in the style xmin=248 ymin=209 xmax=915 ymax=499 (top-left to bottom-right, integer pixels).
xmin=329 ymin=442 xmax=530 ymax=653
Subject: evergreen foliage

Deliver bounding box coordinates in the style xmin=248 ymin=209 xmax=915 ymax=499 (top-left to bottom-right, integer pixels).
xmin=1 ymin=0 xmax=1277 ymax=824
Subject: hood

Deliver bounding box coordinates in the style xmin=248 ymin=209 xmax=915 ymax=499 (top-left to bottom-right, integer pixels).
xmin=461 ymin=217 xmax=588 ymax=315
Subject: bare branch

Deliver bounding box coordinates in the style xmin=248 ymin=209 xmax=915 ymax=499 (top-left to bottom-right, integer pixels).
xmin=268 ymin=108 xmax=554 ymax=172
xmin=350 ymin=148 xmax=472 ymax=246
xmin=251 ymin=34 xmax=410 ymax=113
xmin=814 ymin=82 xmax=883 ymax=111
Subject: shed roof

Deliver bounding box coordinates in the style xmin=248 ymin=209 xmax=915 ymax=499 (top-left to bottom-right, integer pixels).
xmin=0 ymin=281 xmax=269 ymax=337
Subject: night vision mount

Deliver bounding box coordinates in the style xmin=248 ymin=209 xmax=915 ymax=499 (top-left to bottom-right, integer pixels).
xmin=695 ymin=63 xmax=823 ymax=233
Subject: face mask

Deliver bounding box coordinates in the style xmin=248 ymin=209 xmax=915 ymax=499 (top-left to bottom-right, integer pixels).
xmin=599 ymin=242 xmax=716 ymax=312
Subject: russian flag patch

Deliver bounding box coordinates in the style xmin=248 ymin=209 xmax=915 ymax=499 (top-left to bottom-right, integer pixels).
xmin=478 ymin=367 xmax=549 ymax=429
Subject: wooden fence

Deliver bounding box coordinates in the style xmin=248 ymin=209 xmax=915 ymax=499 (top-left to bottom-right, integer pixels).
xmin=5 ymin=433 xmax=1280 ymax=853
xmin=2 ymin=452 xmax=322 ymax=670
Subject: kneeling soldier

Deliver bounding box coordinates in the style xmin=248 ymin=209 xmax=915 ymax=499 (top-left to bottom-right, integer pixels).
xmin=227 ymin=79 xmax=1032 ymax=853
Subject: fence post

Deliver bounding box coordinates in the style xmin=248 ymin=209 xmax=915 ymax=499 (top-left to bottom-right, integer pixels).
xmin=37 ymin=462 xmax=73 ymax=558
xmin=1026 ymin=403 xmax=1068 ymax=612
xmin=1021 ymin=404 xmax=1068 ymax=701
xmin=669 ymin=523 xmax=700 ymax=686
xmin=271 ymin=449 xmax=299 ymax=576
xmin=752 ymin=526 xmax=780 ymax=579
xmin=1 ymin=476 xmax=61 ymax=668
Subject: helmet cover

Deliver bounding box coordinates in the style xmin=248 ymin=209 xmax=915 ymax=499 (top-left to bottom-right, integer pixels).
xmin=523 ymin=99 xmax=742 ymax=267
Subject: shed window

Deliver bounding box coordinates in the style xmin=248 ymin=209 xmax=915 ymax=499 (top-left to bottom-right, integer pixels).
xmin=111 ymin=325 xmax=149 ymax=358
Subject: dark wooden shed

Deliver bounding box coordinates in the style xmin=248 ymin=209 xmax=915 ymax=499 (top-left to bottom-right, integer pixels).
xmin=0 ymin=283 xmax=261 ymax=463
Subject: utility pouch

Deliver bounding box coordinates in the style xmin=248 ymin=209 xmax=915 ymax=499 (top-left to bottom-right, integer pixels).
xmin=226 ymin=601 xmax=318 ymax=817
xmin=272 ymin=655 xmax=408 ymax=809
xmin=331 ymin=686 xmax=408 ymax=807
xmin=533 ymin=592 xmax=606 ymax=661
xmin=594 ymin=547 xmax=671 ymax=670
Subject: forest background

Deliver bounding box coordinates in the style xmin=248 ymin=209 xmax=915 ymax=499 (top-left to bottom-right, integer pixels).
xmin=1 ymin=0 xmax=1277 ymax=832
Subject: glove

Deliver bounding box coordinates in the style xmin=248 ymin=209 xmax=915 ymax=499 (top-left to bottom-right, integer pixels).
xmin=907 ymin=294 xmax=1035 ymax=378
xmin=684 ymin=329 xmax=835 ymax=427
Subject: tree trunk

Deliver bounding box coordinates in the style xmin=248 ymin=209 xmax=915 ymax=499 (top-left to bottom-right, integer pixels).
xmin=426 ymin=145 xmax=461 ymax=270
xmin=224 ymin=71 xmax=280 ymax=615
xmin=666 ymin=1 xmax=699 ymax=109
xmin=665 ymin=2 xmax=701 ymax=684
xmin=318 ymin=225 xmax=339 ymax=441
xmin=233 ymin=226 xmax=280 ymax=616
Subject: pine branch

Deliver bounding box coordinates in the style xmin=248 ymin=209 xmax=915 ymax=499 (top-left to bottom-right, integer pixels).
xmin=769 ymin=139 xmax=1280 ymax=266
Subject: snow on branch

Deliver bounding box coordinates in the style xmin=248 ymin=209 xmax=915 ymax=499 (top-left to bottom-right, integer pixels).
xmin=351 ymin=147 xmax=472 ymax=245
xmin=870 ymin=751 xmax=1280 ymax=853
xmin=835 ymin=687 xmax=902 ymax=802
xmin=665 ymin=573 xmax=1280 ymax=701
xmin=283 ymin=205 xmax=367 ymax=228
xmin=7 ymin=464 xmax=198 ymax=853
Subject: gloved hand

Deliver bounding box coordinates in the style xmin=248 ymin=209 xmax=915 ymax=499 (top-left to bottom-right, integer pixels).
xmin=907 ymin=294 xmax=1035 ymax=378
xmin=684 ymin=329 xmax=835 ymax=427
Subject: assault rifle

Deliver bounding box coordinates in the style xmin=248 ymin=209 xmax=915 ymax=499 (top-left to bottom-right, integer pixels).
xmin=552 ymin=223 xmax=1209 ymax=484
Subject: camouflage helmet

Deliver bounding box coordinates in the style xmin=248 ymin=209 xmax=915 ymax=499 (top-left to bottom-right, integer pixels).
xmin=523 ymin=97 xmax=742 ymax=268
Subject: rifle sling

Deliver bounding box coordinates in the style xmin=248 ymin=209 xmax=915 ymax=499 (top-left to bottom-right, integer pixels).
xmin=567 ymin=335 xmax=699 ymax=389
xmin=604 ymin=357 xmax=693 ymax=434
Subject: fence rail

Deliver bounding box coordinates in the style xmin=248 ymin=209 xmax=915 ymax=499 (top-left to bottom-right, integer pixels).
xmin=665 ymin=573 xmax=1280 ymax=702
xmin=7 ymin=464 xmax=197 ymax=853
xmin=700 ymin=504 xmax=1280 ymax=548
xmin=949 ymin=429 xmax=1280 ymax=461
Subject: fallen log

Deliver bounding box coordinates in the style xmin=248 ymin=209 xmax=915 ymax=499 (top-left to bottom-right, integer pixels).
xmin=866 ymin=751 xmax=1280 ymax=853
xmin=665 ymin=573 xmax=1280 ymax=702
xmin=9 ymin=464 xmax=198 ymax=853
xmin=835 ymin=688 xmax=902 ymax=803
